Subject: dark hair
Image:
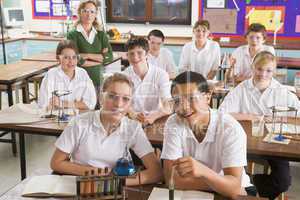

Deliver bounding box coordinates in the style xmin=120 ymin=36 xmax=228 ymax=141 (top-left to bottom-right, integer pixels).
xmin=125 ymin=37 xmax=149 ymax=52
xmin=245 ymin=23 xmax=267 ymax=39
xmin=193 ymin=20 xmax=210 ymax=30
xmin=147 ymin=29 xmax=165 ymax=41
xmin=56 ymin=40 xmax=78 ymax=59
xmin=171 ymin=71 xmax=209 ymax=94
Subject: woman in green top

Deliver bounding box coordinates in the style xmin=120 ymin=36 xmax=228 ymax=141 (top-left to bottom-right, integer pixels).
xmin=67 ymin=0 xmax=113 ymax=88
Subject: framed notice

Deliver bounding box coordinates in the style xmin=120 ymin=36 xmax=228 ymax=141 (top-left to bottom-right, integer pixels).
xmin=205 ymin=0 xmax=226 ymax=8
xmin=32 ymin=0 xmax=80 ymax=19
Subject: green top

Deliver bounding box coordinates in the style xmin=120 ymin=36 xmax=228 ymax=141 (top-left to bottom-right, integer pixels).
xmin=67 ymin=29 xmax=113 ymax=86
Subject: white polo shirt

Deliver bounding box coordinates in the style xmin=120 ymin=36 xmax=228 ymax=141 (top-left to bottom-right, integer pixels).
xmin=219 ymin=78 xmax=300 ymax=116
xmin=76 ymin=24 xmax=97 ymax=44
xmin=123 ymin=63 xmax=172 ymax=113
xmin=147 ymin=48 xmax=177 ymax=76
xmin=232 ymin=45 xmax=275 ymax=76
xmin=161 ymin=110 xmax=251 ymax=188
xmin=178 ymin=40 xmax=221 ymax=78
xmin=38 ymin=66 xmax=97 ymax=110
xmin=55 ymin=110 xmax=154 ymax=168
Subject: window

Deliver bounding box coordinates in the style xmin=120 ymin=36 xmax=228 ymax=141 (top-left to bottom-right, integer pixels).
xmin=106 ymin=0 xmax=191 ymax=25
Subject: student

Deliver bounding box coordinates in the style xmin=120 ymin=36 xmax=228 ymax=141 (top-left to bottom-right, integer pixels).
xmin=67 ymin=0 xmax=113 ymax=88
xmin=50 ymin=73 xmax=162 ymax=185
xmin=230 ymin=23 xmax=275 ymax=84
xmin=219 ymin=51 xmax=300 ymax=199
xmin=178 ymin=20 xmax=220 ymax=79
xmin=161 ymin=71 xmax=253 ymax=199
xmin=147 ymin=29 xmax=177 ymax=79
xmin=38 ymin=40 xmax=96 ymax=110
xmin=123 ymin=37 xmax=172 ymax=125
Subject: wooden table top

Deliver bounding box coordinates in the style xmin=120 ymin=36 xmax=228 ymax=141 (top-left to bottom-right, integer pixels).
xmin=1 ymin=112 xmax=300 ymax=161
xmin=0 ymin=176 xmax=266 ymax=200
xmin=22 ymin=51 xmax=122 ymax=66
xmin=0 ymin=60 xmax=58 ymax=84
xmin=22 ymin=52 xmax=57 ymax=62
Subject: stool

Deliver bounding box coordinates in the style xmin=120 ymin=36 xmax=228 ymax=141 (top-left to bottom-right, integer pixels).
xmin=28 ymin=73 xmax=45 ymax=102
xmin=0 ymin=81 xmax=29 ymax=156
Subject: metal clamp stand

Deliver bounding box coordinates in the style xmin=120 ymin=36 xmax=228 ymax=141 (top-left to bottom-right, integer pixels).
xmin=270 ymin=106 xmax=298 ymax=142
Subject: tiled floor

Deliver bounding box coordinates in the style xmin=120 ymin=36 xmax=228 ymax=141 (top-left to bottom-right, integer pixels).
xmin=0 ymin=88 xmax=300 ymax=199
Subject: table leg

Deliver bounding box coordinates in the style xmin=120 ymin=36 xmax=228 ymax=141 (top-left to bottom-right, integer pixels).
xmin=7 ymin=84 xmax=18 ymax=156
xmin=19 ymin=133 xmax=27 ymax=180
xmin=7 ymin=84 xmax=13 ymax=106
xmin=22 ymin=81 xmax=30 ymax=103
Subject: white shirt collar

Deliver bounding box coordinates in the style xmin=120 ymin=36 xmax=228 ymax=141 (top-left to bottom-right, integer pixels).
xmin=191 ymin=39 xmax=210 ymax=52
xmin=202 ymin=109 xmax=218 ymax=143
xmin=129 ymin=62 xmax=153 ymax=82
xmin=246 ymin=77 xmax=277 ymax=90
xmin=76 ymin=24 xmax=97 ymax=45
xmin=178 ymin=109 xmax=218 ymax=144
xmin=94 ymin=110 xmax=127 ymax=136
xmin=57 ymin=65 xmax=78 ymax=81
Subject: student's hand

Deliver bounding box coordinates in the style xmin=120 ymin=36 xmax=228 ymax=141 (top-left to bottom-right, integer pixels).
xmin=174 ymin=156 xmax=206 ymax=178
xmin=229 ymin=56 xmax=236 ymax=68
xmin=136 ymin=112 xmax=147 ymax=124
xmin=142 ymin=113 xmax=157 ymax=125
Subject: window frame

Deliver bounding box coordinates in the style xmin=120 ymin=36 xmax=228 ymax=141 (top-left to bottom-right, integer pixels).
xmin=106 ymin=0 xmax=192 ymax=25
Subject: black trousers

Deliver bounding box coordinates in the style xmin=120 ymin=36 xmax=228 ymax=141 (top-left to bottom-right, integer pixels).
xmin=253 ymin=159 xmax=291 ymax=200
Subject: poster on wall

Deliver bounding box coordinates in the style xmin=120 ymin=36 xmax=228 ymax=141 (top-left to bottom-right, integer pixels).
xmin=204 ymin=9 xmax=237 ymax=33
xmin=32 ymin=0 xmax=80 ymax=19
xmin=245 ymin=6 xmax=285 ymax=34
xmin=199 ymin=0 xmax=300 ymax=37
xmin=35 ymin=0 xmax=50 ymax=13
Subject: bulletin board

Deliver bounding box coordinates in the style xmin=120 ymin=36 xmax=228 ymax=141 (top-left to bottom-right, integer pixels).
xmin=32 ymin=0 xmax=80 ymax=19
xmin=199 ymin=0 xmax=300 ymax=37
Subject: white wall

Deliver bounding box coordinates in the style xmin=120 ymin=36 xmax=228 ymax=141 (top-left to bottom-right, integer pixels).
xmin=23 ymin=0 xmax=198 ymax=37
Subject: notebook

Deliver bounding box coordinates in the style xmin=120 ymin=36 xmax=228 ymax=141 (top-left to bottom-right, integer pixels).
xmin=22 ymin=175 xmax=76 ymax=197
xmin=148 ymin=187 xmax=214 ymax=200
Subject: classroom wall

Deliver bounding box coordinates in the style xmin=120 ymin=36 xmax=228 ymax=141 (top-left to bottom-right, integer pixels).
xmin=2 ymin=0 xmax=19 ymax=7
xmin=22 ymin=0 xmax=199 ymax=37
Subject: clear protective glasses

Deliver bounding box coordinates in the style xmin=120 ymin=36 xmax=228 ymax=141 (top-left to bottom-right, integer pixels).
xmin=59 ymin=54 xmax=79 ymax=61
xmin=81 ymin=8 xmax=97 ymax=15
xmin=104 ymin=92 xmax=132 ymax=105
xmin=170 ymin=92 xmax=207 ymax=108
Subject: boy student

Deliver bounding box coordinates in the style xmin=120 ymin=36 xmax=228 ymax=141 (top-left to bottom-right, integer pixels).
xmin=178 ymin=20 xmax=221 ymax=79
xmin=147 ymin=29 xmax=177 ymax=79
xmin=123 ymin=37 xmax=172 ymax=125
xmin=219 ymin=51 xmax=300 ymax=199
xmin=161 ymin=71 xmax=254 ymax=199
xmin=51 ymin=73 xmax=162 ymax=185
xmin=38 ymin=40 xmax=96 ymax=110
xmin=230 ymin=23 xmax=275 ymax=84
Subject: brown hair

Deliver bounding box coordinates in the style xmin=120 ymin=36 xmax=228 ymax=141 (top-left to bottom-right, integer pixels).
xmin=125 ymin=37 xmax=149 ymax=52
xmin=147 ymin=29 xmax=165 ymax=41
xmin=56 ymin=40 xmax=78 ymax=59
xmin=245 ymin=23 xmax=267 ymax=39
xmin=74 ymin=0 xmax=102 ymax=31
xmin=193 ymin=20 xmax=210 ymax=30
xmin=102 ymin=73 xmax=134 ymax=93
xmin=252 ymin=51 xmax=276 ymax=69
